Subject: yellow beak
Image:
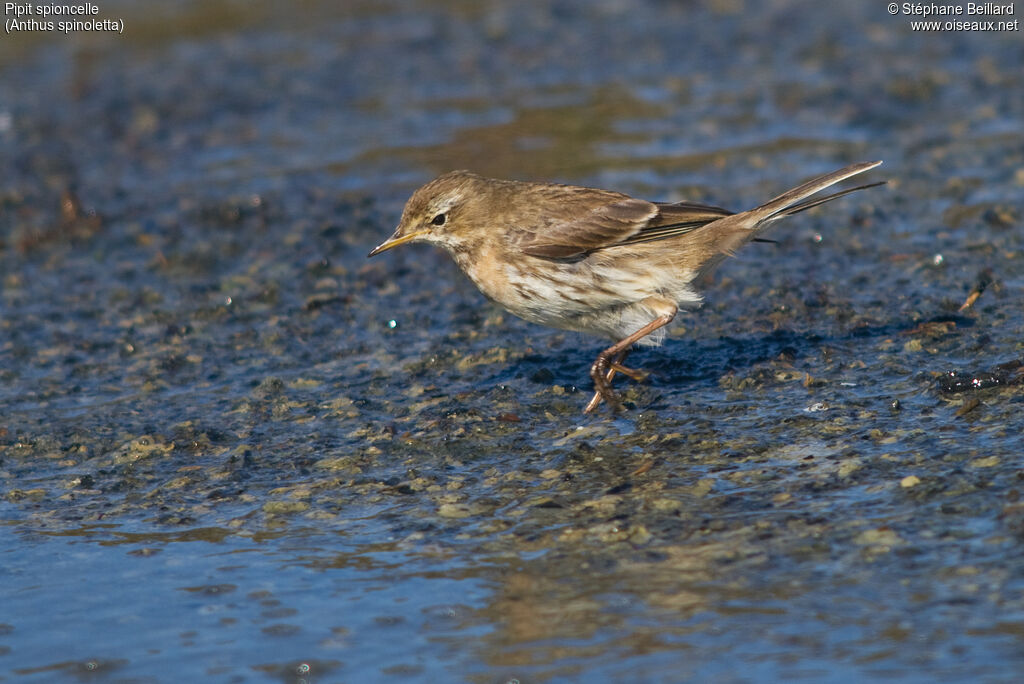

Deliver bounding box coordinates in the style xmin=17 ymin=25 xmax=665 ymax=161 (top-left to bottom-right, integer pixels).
xmin=367 ymin=229 xmax=429 ymax=257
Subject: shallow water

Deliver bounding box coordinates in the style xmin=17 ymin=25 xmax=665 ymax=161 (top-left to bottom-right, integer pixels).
xmin=2 ymin=0 xmax=1023 ymax=682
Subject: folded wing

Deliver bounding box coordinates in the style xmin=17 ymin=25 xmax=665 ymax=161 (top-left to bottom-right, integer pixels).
xmin=521 ymin=197 xmax=732 ymax=260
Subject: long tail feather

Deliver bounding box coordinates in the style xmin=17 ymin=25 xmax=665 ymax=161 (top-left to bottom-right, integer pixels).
xmin=694 ymin=161 xmax=884 ymax=270
xmin=747 ymin=160 xmax=883 ymax=226
xmin=770 ymin=180 xmax=887 ymax=220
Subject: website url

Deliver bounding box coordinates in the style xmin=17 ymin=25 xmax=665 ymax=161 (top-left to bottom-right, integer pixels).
xmin=910 ymin=18 xmax=1020 ymax=28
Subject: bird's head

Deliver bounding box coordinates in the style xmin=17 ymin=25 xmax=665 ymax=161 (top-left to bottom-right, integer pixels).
xmin=368 ymin=171 xmax=483 ymax=257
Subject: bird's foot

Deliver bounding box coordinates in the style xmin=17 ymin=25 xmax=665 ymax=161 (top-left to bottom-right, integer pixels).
xmin=586 ymin=355 xmax=624 ymax=413
xmin=610 ymin=363 xmax=649 ymax=383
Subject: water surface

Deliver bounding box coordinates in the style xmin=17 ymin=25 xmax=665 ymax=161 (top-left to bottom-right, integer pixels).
xmin=2 ymin=1 xmax=1023 ymax=681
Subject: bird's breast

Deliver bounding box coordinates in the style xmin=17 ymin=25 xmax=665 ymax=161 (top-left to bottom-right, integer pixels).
xmin=463 ymin=247 xmax=626 ymax=321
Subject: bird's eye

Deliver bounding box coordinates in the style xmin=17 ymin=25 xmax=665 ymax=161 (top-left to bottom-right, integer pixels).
xmin=431 ymin=213 xmax=446 ymax=226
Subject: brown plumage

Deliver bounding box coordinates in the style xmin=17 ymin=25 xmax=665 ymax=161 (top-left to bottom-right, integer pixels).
xmin=369 ymin=161 xmax=884 ymax=412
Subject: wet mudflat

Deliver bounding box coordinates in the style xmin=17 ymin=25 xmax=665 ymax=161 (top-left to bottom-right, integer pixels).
xmin=2 ymin=1 xmax=1023 ymax=682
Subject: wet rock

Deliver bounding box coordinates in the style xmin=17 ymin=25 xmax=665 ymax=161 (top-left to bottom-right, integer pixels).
xmin=938 ymin=359 xmax=1023 ymax=394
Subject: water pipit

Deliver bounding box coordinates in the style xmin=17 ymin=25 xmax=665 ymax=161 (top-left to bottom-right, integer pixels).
xmin=370 ymin=161 xmax=884 ymax=413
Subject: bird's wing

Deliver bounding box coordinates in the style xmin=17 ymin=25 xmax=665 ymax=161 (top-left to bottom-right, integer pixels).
xmin=520 ymin=197 xmax=658 ymax=259
xmin=521 ymin=198 xmax=733 ymax=260
xmin=617 ymin=202 xmax=734 ymax=247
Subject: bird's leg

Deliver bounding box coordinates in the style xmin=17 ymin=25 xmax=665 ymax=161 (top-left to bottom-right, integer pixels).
xmin=582 ymin=350 xmax=651 ymax=412
xmin=584 ymin=349 xmax=629 ymax=413
xmin=585 ymin=305 xmax=677 ymax=414
xmin=609 ymin=349 xmax=631 ymax=381
xmin=610 ymin=356 xmax=650 ymax=383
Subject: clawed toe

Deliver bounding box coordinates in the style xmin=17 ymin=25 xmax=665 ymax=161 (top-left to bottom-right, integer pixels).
xmin=588 ymin=361 xmax=616 ymax=409
xmin=585 ymin=356 xmax=628 ymax=413
xmin=580 ymin=311 xmax=676 ymax=413
xmin=583 ymin=390 xmax=606 ymax=413
xmin=611 ymin=363 xmax=649 ymax=383
xmin=585 ymin=387 xmax=623 ymax=413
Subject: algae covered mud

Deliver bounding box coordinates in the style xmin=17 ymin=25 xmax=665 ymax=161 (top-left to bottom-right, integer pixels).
xmin=2 ymin=1 xmax=1023 ymax=681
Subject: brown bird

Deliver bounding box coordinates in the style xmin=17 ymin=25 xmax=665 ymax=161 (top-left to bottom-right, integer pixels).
xmin=369 ymin=161 xmax=883 ymax=413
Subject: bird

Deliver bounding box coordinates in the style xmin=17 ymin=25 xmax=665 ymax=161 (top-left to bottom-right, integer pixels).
xmin=369 ymin=161 xmax=884 ymax=412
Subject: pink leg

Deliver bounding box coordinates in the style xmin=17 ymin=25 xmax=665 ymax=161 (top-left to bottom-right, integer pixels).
xmin=584 ymin=349 xmax=630 ymax=413
xmin=584 ymin=310 xmax=676 ymax=414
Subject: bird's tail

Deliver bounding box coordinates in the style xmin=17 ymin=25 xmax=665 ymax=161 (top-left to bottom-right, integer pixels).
xmin=693 ymin=161 xmax=884 ymax=274
xmin=746 ymin=160 xmax=884 ymax=228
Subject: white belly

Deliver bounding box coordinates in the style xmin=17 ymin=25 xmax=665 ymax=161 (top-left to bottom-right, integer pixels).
xmin=455 ymin=245 xmax=701 ymax=344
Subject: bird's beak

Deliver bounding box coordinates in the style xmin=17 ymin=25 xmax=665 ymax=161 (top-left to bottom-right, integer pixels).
xmin=367 ymin=229 xmax=429 ymax=257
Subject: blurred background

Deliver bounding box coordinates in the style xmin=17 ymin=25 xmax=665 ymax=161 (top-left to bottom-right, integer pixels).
xmin=1 ymin=1 xmax=1022 ymax=682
